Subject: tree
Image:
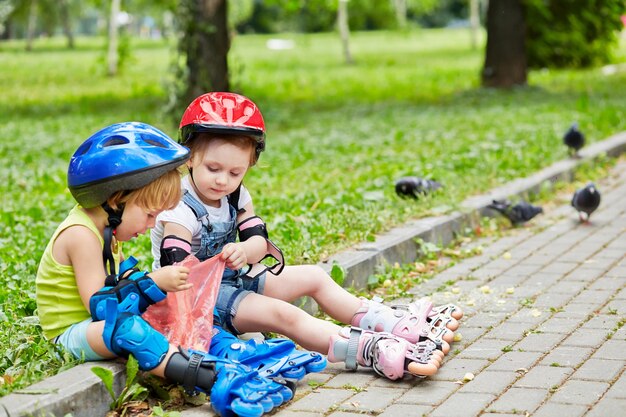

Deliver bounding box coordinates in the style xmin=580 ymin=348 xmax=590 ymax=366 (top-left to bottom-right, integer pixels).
xmin=106 ymin=0 xmax=121 ymax=76
xmin=174 ymin=0 xmax=230 ymax=111
xmin=468 ymin=0 xmax=480 ymax=49
xmin=59 ymin=0 xmax=74 ymax=48
xmin=25 ymin=0 xmax=36 ymax=50
xmin=481 ymin=0 xmax=526 ymax=88
xmin=337 ymin=0 xmax=352 ymax=64
xmin=525 ymin=0 xmax=626 ymax=68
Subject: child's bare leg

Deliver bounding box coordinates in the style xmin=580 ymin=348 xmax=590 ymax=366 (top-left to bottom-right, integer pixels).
xmin=263 ymin=265 xmax=362 ymax=324
xmin=234 ymin=292 xmax=342 ymax=352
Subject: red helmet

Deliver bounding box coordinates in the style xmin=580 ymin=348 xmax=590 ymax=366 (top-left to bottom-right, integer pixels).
xmin=179 ymin=92 xmax=266 ymax=159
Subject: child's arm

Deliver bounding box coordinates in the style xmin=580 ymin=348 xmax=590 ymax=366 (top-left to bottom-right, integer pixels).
xmin=56 ymin=225 xmax=111 ymax=311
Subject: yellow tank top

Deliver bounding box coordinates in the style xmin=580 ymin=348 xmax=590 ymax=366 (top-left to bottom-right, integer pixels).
xmin=36 ymin=205 xmax=121 ymax=340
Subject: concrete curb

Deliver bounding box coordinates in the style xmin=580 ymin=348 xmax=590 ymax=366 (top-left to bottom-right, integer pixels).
xmin=2 ymin=131 xmax=625 ymax=417
xmin=0 ymin=361 xmax=125 ymax=417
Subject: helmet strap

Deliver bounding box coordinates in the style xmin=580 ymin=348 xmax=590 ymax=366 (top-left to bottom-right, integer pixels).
xmin=102 ymin=202 xmax=124 ymax=276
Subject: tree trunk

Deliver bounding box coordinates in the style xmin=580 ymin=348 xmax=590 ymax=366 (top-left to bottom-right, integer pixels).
xmin=469 ymin=0 xmax=480 ymax=50
xmin=179 ymin=0 xmax=230 ymax=105
xmin=337 ymin=0 xmax=353 ymax=64
xmin=481 ymin=0 xmax=527 ymax=88
xmin=393 ymin=0 xmax=407 ymax=29
xmin=107 ymin=0 xmax=120 ymax=76
xmin=26 ymin=0 xmax=37 ymax=51
xmin=59 ymin=0 xmax=74 ymax=49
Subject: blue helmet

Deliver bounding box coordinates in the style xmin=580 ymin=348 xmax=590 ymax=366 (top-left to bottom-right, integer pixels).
xmin=68 ymin=122 xmax=190 ymax=208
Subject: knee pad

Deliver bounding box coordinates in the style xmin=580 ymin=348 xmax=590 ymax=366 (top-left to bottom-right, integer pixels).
xmin=102 ymin=298 xmax=169 ymax=371
xmin=90 ymin=269 xmax=166 ymax=321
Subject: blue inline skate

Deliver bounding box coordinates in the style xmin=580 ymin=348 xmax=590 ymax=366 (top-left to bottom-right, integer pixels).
xmin=209 ymin=325 xmax=327 ymax=384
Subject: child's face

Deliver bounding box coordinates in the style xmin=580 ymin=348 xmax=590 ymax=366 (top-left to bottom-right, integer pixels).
xmin=115 ymin=203 xmax=162 ymax=241
xmin=188 ymin=139 xmax=251 ymax=205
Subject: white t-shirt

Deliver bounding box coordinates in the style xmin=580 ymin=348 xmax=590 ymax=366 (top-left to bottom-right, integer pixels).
xmin=150 ymin=175 xmax=252 ymax=269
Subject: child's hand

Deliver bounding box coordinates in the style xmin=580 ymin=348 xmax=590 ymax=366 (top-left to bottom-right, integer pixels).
xmin=150 ymin=265 xmax=191 ymax=292
xmin=221 ymin=242 xmax=248 ymax=270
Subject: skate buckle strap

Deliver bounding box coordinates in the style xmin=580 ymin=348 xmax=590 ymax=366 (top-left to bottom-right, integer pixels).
xmin=346 ymin=327 xmax=363 ymax=370
xmin=183 ymin=351 xmax=203 ymax=395
xmin=259 ymin=355 xmax=290 ymax=377
xmin=411 ymin=339 xmax=437 ymax=364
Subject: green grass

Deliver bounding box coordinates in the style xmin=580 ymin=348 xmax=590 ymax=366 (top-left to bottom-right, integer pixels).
xmin=1 ymin=28 xmax=626 ymax=395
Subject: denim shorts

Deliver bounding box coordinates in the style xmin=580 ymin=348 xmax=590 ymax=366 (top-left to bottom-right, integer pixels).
xmin=54 ymin=318 xmax=106 ymax=361
xmin=214 ymin=271 xmax=266 ymax=335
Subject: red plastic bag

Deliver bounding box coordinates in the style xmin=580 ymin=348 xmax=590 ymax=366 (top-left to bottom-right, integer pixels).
xmin=144 ymin=255 xmax=224 ymax=351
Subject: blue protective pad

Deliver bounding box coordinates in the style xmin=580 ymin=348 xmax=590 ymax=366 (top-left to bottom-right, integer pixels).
xmin=90 ymin=269 xmax=166 ymax=321
xmin=102 ymin=298 xmax=169 ymax=370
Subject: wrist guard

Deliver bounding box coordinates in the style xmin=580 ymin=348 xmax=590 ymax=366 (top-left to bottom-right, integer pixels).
xmin=90 ymin=256 xmax=166 ymax=321
xmin=238 ymin=216 xmax=285 ymax=277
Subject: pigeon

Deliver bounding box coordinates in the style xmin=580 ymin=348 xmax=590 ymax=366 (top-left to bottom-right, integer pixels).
xmin=487 ymin=199 xmax=543 ymax=226
xmin=571 ymin=182 xmax=601 ymax=222
xmin=395 ymin=176 xmax=442 ymax=199
xmin=563 ymin=122 xmax=585 ymax=157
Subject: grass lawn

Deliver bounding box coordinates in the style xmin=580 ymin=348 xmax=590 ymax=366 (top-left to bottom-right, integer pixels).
xmin=1 ymin=28 xmax=625 ymax=395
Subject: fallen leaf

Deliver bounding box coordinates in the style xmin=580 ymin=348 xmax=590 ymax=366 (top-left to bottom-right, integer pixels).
xmin=463 ymin=372 xmax=475 ymax=382
xmin=414 ymin=262 xmax=427 ymax=273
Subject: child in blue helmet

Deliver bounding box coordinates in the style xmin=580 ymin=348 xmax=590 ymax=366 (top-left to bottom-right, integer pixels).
xmin=151 ymin=93 xmax=464 ymax=381
xmin=36 ymin=122 xmax=294 ymax=417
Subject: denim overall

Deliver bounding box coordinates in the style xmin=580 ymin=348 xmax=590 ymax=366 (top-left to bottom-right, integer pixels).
xmin=182 ymin=191 xmax=264 ymax=334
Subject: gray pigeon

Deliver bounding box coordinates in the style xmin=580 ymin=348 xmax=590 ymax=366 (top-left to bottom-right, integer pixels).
xmin=395 ymin=177 xmax=442 ymax=199
xmin=487 ymin=199 xmax=543 ymax=226
xmin=571 ymin=182 xmax=601 ymax=222
xmin=563 ymin=122 xmax=585 ymax=157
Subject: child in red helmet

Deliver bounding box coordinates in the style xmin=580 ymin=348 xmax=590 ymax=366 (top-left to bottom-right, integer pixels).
xmin=152 ymin=93 xmax=464 ymax=380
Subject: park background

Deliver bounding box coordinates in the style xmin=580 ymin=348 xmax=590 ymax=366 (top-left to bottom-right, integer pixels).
xmin=0 ymin=0 xmax=625 ymax=410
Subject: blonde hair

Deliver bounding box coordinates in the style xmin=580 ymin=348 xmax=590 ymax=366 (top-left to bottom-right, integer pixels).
xmin=188 ymin=133 xmax=258 ymax=166
xmin=106 ymin=169 xmax=182 ymax=212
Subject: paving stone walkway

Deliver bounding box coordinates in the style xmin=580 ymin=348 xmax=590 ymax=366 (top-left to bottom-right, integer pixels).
xmin=184 ymin=161 xmax=626 ymax=417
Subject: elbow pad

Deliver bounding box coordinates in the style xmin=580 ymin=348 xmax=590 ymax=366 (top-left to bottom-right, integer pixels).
xmin=90 ymin=256 xmax=166 ymax=321
xmin=160 ymin=235 xmax=192 ymax=267
xmin=237 ymin=216 xmax=268 ymax=241
xmin=238 ymin=216 xmax=285 ymax=277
